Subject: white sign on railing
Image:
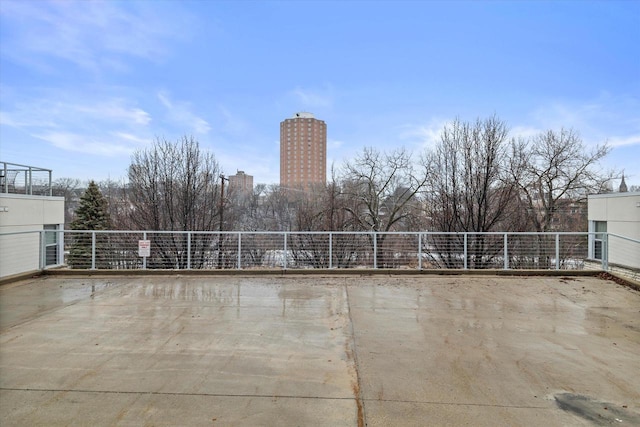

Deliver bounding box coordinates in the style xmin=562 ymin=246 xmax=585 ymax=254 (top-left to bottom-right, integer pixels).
xmin=138 ymin=240 xmax=151 ymax=257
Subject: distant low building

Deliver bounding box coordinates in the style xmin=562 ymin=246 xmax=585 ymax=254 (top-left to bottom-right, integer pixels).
xmin=229 ymin=170 xmax=253 ymax=194
xmin=548 ymin=198 xmax=588 ymax=232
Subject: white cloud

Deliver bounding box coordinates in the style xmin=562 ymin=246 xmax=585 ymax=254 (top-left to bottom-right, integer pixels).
xmin=327 ymin=138 xmax=344 ymax=149
xmin=0 ymin=111 xmax=24 ymax=127
xmin=75 ymin=101 xmax=152 ymax=126
xmin=157 ymin=92 xmax=172 ymax=109
xmin=528 ymin=94 xmax=640 ymax=149
xmin=157 ymin=91 xmax=211 ymax=134
xmin=34 ymin=132 xmax=135 ymax=157
xmin=531 ymin=102 xmax=592 ymax=132
xmin=606 ymin=134 xmax=640 ymax=148
xmin=398 ymin=119 xmax=450 ymax=149
xmin=1 ymin=97 xmax=151 ymax=130
xmin=0 ymin=0 xmax=194 ymax=73
xmin=111 ymin=132 xmax=152 ymax=146
xmin=291 ymin=85 xmax=334 ymax=108
xmin=1 ymin=93 xmax=153 ymax=156
xmin=218 ymin=106 xmax=249 ymax=135
xmin=510 ymin=125 xmax=543 ymax=140
xmin=0 ymin=109 xmax=59 ymax=128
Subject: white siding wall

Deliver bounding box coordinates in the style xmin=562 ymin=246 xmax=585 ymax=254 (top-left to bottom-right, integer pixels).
xmin=0 ymin=194 xmax=64 ymax=278
xmin=588 ymin=192 xmax=640 ymax=269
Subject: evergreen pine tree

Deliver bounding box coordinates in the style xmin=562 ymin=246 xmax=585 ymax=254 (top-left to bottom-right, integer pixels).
xmin=69 ymin=181 xmax=111 ymax=268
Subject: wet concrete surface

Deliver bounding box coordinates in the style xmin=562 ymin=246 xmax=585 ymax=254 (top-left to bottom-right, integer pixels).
xmin=1 ymin=275 xmax=639 ymax=426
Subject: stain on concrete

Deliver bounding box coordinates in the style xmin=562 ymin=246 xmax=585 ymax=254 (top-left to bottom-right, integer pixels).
xmin=554 ymin=393 xmax=640 ymax=425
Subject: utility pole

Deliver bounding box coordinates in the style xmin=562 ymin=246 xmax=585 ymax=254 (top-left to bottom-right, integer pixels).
xmin=218 ymin=174 xmax=228 ymax=269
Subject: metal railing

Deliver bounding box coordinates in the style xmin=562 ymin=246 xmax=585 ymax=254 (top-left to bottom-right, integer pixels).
xmin=2 ymin=230 xmax=638 ymax=278
xmin=0 ymin=161 xmax=53 ymax=196
xmin=604 ymin=234 xmax=640 ymax=281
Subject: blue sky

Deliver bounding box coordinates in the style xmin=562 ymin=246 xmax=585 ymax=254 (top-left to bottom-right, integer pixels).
xmin=1 ymin=0 xmax=639 ymax=188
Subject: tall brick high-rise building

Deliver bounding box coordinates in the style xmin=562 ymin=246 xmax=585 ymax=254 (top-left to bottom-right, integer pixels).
xmin=280 ymin=112 xmax=326 ymax=190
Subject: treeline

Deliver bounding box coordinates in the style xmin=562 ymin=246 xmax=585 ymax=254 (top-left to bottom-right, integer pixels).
xmin=57 ymin=116 xmax=621 ymax=235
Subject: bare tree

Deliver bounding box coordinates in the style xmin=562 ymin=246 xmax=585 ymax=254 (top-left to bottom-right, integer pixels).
xmin=225 ymin=183 xmax=267 ymax=231
xmin=96 ymin=178 xmax=130 ymax=229
xmin=257 ymin=185 xmax=283 ymax=230
xmin=52 ymin=177 xmax=82 ymax=225
xmin=341 ymin=147 xmax=426 ymax=232
xmin=512 ymin=129 xmax=613 ymax=233
xmin=422 ymin=116 xmax=518 ymax=268
xmin=504 ymin=129 xmax=614 ymax=268
xmin=126 ymin=136 xmax=222 ymax=268
xmin=423 ymin=116 xmax=517 ymax=233
xmin=340 ymin=147 xmax=427 ymax=267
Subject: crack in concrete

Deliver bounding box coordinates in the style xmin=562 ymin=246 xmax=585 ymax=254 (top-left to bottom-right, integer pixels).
xmin=1 ymin=387 xmax=558 ymax=409
xmin=0 ymin=387 xmax=355 ymax=401
xmin=345 ymin=283 xmax=367 ymax=427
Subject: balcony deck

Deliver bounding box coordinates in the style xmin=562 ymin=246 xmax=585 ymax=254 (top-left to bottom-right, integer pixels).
xmin=1 ymin=274 xmax=639 ymax=426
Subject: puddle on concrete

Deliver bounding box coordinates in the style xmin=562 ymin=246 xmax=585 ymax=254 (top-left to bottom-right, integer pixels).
xmin=63 ymin=281 xmax=118 ymax=303
xmin=94 ymin=280 xmax=345 ymax=322
xmin=139 ymin=282 xmax=239 ymax=303
xmin=554 ymin=393 xmax=640 ymax=425
xmin=278 ymin=287 xmax=327 ymax=300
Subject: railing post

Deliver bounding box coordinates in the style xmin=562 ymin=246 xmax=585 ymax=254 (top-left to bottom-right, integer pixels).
xmin=3 ymin=162 xmax=7 ymax=193
xmin=28 ymin=167 xmax=33 ymax=195
xmin=464 ymin=233 xmax=468 ymax=270
xmin=283 ymin=232 xmax=288 ymax=270
xmin=59 ymin=229 xmax=63 ymax=266
xmin=237 ymin=232 xmax=242 ymax=269
xmin=555 ymin=233 xmax=560 ymax=270
xmin=91 ymin=231 xmax=96 ymax=270
xmin=187 ymin=232 xmax=191 ymax=269
xmin=418 ymin=233 xmax=422 ymax=270
xmin=329 ymin=232 xmax=333 ymax=269
xmin=48 ymin=170 xmax=52 ymax=196
xmin=602 ymin=233 xmax=608 ymax=271
xmin=504 ymin=233 xmax=509 ymax=270
xmin=142 ymin=232 xmax=147 ymax=270
xmin=39 ymin=230 xmax=45 ymax=270
xmin=373 ymin=232 xmax=377 ymax=269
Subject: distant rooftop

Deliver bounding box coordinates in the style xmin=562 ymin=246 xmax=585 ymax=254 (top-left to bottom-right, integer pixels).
xmin=292 ymin=112 xmax=315 ymax=119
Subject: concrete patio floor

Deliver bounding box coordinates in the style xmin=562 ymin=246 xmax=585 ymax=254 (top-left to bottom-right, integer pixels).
xmin=1 ymin=274 xmax=639 ymax=426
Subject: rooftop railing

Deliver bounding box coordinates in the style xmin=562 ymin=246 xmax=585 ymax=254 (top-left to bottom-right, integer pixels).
xmin=0 ymin=161 xmax=53 ymax=196
xmin=3 ymin=231 xmax=638 ymax=280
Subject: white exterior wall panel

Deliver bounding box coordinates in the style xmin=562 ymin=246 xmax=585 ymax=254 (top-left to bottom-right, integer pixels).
xmin=0 ymin=194 xmax=64 ymax=278
xmin=588 ymin=192 xmax=640 ymax=269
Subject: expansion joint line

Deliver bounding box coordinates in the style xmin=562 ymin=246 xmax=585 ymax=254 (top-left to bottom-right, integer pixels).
xmin=345 ymin=282 xmax=367 ymax=427
xmin=0 ymin=387 xmax=354 ymax=401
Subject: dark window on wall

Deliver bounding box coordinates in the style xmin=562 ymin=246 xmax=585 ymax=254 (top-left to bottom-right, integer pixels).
xmin=593 ymin=221 xmax=607 ymax=260
xmin=44 ymin=224 xmax=59 ymax=266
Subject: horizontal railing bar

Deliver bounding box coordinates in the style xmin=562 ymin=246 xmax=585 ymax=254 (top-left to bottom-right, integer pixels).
xmin=0 ymin=230 xmax=47 ymax=237
xmin=0 ymin=230 xmax=604 ymax=237
xmin=607 ymin=233 xmax=640 ymax=244
xmin=0 ymin=161 xmax=53 ymax=172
